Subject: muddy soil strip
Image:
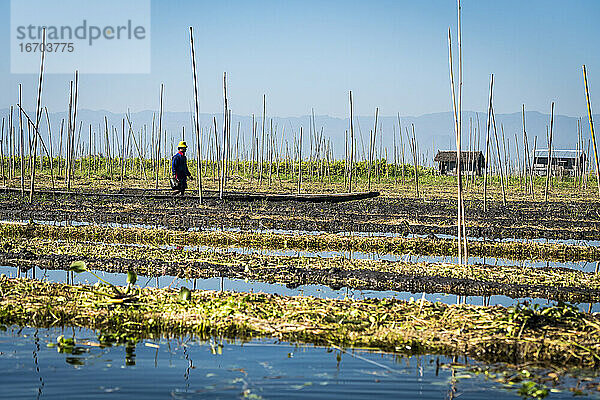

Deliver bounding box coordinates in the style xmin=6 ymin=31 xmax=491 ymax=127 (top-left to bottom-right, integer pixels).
xmin=2 ymin=277 xmax=600 ymax=367
xmin=2 ymin=223 xmax=599 ymax=262
xmin=1 ymin=193 xmax=599 ymax=240
xmin=1 ymin=208 xmax=596 ymax=241
xmin=2 ymin=248 xmax=600 ymax=303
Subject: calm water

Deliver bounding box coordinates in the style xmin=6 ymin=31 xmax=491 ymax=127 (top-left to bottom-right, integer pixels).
xmin=0 ymin=326 xmax=591 ymax=399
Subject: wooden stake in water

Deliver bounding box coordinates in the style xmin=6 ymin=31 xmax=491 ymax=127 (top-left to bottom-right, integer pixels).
xmin=259 ymin=95 xmax=266 ymax=187
xmin=531 ymin=135 xmax=537 ymax=199
xmin=155 ymin=84 xmax=164 ymax=190
xmin=44 ymin=107 xmax=55 ymax=193
xmin=29 ymin=27 xmax=46 ymax=202
xmin=491 ymin=109 xmax=507 ymax=205
xmin=583 ymin=65 xmax=600 ymax=196
xmin=544 ymin=102 xmax=555 ymax=203
xmin=1 ymin=119 xmax=4 ymax=186
xmin=448 ymin=12 xmax=466 ymax=264
xmin=120 ymin=118 xmax=126 ymax=187
xmin=189 ymin=27 xmax=203 ymax=201
xmin=348 ymin=91 xmax=355 ymax=193
xmin=483 ymin=74 xmax=493 ymax=213
xmin=410 ymin=124 xmax=419 ymax=198
xmin=18 ymin=85 xmax=24 ymax=195
xmin=368 ymin=108 xmax=378 ymax=191
xmin=220 ymin=72 xmax=228 ymax=199
xmin=456 ymin=0 xmax=467 ymax=263
xmin=298 ymin=127 xmax=302 ymax=195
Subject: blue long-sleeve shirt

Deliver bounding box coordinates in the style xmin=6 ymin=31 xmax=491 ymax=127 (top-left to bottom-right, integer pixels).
xmin=172 ymin=151 xmax=191 ymax=180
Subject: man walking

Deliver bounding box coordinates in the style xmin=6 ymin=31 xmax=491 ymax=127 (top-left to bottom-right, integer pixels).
xmin=171 ymin=141 xmax=192 ymax=196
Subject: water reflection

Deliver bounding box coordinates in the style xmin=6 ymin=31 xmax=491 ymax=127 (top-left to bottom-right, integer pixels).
xmin=3 ymin=265 xmax=599 ymax=313
xmin=33 ymin=329 xmax=44 ymax=400
xmin=1 ymin=326 xmax=597 ymax=399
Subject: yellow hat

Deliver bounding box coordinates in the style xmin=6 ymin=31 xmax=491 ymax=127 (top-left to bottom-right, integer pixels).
xmin=178 ymin=141 xmax=187 ymax=149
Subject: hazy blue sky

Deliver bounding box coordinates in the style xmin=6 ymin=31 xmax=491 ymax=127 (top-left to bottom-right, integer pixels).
xmin=2 ymin=0 xmax=600 ymax=117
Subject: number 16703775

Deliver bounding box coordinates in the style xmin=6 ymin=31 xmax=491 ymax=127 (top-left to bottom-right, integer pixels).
xmin=19 ymin=42 xmax=74 ymax=52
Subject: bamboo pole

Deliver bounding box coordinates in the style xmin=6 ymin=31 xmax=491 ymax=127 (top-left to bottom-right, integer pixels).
xmin=155 ymin=84 xmax=164 ymax=190
xmin=65 ymin=81 xmax=73 ymax=186
xmin=368 ymin=108 xmax=378 ymax=191
xmin=29 ymin=28 xmax=46 ymax=202
xmin=44 ymin=107 xmax=55 ymax=192
xmin=73 ymin=121 xmax=81 ymax=181
xmin=9 ymin=107 xmax=13 ymax=180
xmin=120 ymin=118 xmax=126 ymax=186
xmin=522 ymin=105 xmax=529 ymax=193
xmin=514 ymin=133 xmax=520 ymax=186
xmin=18 ymin=85 xmax=24 ymax=195
xmin=398 ymin=114 xmax=405 ymax=184
xmin=269 ymin=118 xmax=274 ymax=186
xmin=456 ymin=0 xmax=467 ymax=263
xmin=259 ymin=95 xmax=265 ymax=187
xmin=576 ymin=118 xmax=582 ymax=187
xmin=297 ymin=127 xmax=302 ymax=195
xmin=220 ymin=72 xmax=227 ymax=199
xmin=531 ymin=136 xmax=537 ymax=199
xmin=491 ymin=108 xmax=507 ymax=205
xmin=448 ymin=22 xmax=465 ymax=264
xmin=69 ymin=72 xmax=79 ymax=190
xmin=411 ymin=124 xmax=419 ymax=198
xmin=349 ymin=91 xmax=354 ymax=193
xmin=544 ymin=102 xmax=555 ymax=203
xmin=1 ymin=119 xmax=4 ymax=186
xmin=583 ymin=65 xmax=600 ymax=196
xmin=483 ymin=74 xmax=493 ymax=212
xmin=392 ymin=124 xmax=397 ymax=184
xmin=501 ymin=124 xmax=508 ymax=184
xmin=125 ymin=113 xmax=145 ymax=180
xmin=104 ymin=116 xmax=112 ymax=180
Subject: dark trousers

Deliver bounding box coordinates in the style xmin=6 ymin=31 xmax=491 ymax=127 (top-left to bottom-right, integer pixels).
xmin=171 ymin=178 xmax=188 ymax=196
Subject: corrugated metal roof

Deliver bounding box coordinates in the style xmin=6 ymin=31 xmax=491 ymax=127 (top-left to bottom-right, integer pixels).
xmin=533 ymin=149 xmax=584 ymax=158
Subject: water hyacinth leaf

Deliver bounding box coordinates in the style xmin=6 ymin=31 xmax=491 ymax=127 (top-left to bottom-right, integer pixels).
xmin=68 ymin=261 xmax=87 ymax=273
xmin=57 ymin=335 xmax=75 ymax=346
xmin=179 ymin=287 xmax=192 ymax=301
xmin=127 ymin=270 xmax=137 ymax=285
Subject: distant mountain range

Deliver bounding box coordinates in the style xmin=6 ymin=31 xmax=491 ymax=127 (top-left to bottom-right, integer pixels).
xmin=1 ymin=108 xmax=597 ymax=165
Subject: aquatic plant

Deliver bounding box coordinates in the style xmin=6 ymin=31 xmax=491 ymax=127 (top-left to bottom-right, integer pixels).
xmin=68 ymin=260 xmax=139 ymax=303
xmin=2 ymin=276 xmax=600 ymax=368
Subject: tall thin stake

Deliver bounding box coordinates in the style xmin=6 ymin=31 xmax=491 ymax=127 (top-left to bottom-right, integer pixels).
xmin=583 ymin=65 xmax=600 ymax=196
xmin=483 ymin=74 xmax=493 ymax=212
xmin=18 ymin=85 xmax=24 ymax=195
xmin=348 ymin=91 xmax=354 ymax=193
xmin=29 ymin=28 xmax=46 ymax=202
xmin=155 ymin=84 xmax=164 ymax=190
xmin=189 ymin=27 xmax=203 ymax=201
xmin=544 ymin=102 xmax=555 ymax=203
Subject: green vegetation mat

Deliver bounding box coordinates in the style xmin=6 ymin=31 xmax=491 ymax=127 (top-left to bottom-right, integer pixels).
xmin=2 ymin=222 xmax=599 ymax=262
xmin=1 ymin=277 xmax=599 ymax=368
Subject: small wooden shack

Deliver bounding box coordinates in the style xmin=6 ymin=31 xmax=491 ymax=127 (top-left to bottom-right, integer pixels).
xmin=434 ymin=151 xmax=485 ymax=176
xmin=532 ymin=149 xmax=586 ymax=177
